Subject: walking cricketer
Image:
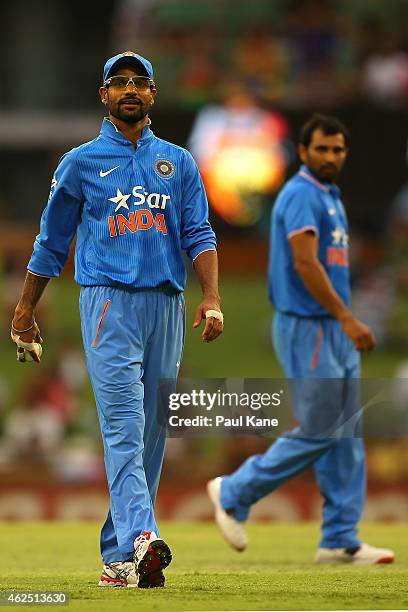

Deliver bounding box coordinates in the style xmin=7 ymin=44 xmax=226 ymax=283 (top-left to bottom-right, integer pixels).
xmin=11 ymin=50 xmax=223 ymax=588
xmin=208 ymin=114 xmax=394 ymax=565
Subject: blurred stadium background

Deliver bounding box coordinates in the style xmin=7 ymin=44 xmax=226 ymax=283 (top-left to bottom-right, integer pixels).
xmin=0 ymin=0 xmax=408 ymax=525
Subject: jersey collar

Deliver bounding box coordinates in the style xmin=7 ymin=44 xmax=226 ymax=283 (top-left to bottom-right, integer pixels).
xmin=298 ymin=165 xmax=340 ymax=197
xmin=100 ymin=117 xmax=154 ymax=145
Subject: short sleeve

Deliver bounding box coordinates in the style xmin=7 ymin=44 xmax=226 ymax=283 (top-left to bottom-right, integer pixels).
xmin=283 ymin=187 xmax=321 ymax=239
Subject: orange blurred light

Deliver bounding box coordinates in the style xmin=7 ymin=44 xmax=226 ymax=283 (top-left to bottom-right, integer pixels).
xmin=203 ymin=143 xmax=286 ymax=225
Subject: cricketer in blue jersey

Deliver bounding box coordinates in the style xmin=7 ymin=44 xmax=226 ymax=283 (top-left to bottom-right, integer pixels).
xmin=208 ymin=115 xmax=394 ymax=565
xmin=11 ymin=51 xmax=223 ymax=588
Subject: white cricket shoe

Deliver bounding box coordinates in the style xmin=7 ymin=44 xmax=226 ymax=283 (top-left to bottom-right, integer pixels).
xmin=315 ymin=542 xmax=395 ymax=565
xmin=133 ymin=531 xmax=171 ymax=588
xmin=98 ymin=561 xmax=138 ymax=587
xmin=207 ymin=477 xmax=248 ymax=551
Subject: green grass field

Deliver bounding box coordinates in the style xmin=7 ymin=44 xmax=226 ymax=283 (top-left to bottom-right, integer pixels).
xmin=0 ymin=522 xmax=407 ymax=611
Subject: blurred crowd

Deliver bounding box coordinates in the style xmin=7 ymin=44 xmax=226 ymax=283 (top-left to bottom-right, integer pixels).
xmin=112 ymin=0 xmax=408 ymax=110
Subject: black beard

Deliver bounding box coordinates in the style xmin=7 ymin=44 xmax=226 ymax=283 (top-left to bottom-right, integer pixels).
xmin=110 ymin=102 xmax=149 ymax=124
xmin=314 ymin=165 xmax=339 ymax=183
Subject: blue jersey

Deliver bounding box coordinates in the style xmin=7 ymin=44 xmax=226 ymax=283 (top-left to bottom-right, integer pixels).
xmin=268 ymin=165 xmax=350 ymax=317
xmin=28 ymin=118 xmax=216 ymax=292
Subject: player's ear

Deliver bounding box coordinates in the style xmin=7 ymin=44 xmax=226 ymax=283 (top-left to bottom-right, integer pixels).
xmin=99 ymin=86 xmax=108 ymax=105
xmin=298 ymin=144 xmax=307 ymax=164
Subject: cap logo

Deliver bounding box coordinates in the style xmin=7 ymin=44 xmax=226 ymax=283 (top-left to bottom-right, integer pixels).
xmin=154 ymin=159 xmax=175 ymax=178
xmin=122 ymin=51 xmax=137 ymax=57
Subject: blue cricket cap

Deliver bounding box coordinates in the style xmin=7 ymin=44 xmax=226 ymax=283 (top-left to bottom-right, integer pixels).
xmin=103 ymin=51 xmax=154 ymax=83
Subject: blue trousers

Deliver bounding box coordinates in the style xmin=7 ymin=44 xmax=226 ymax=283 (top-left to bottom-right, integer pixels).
xmin=80 ymin=286 xmax=185 ymax=563
xmin=221 ymin=312 xmax=366 ymax=549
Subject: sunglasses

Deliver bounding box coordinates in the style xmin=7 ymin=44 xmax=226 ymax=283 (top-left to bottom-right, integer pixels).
xmin=103 ymin=75 xmax=155 ymax=90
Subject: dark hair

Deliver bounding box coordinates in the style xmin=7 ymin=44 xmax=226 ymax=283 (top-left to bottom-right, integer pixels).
xmin=299 ymin=114 xmax=351 ymax=148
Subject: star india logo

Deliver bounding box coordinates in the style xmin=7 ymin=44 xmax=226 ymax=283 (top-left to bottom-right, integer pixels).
xmin=154 ymin=159 xmax=175 ymax=179
xmin=48 ymin=174 xmax=57 ymax=200
xmin=331 ymin=226 xmax=348 ymax=247
xmin=106 ymin=185 xmax=170 ymax=238
xmin=327 ymin=226 xmax=349 ymax=267
xmin=108 ymin=188 xmax=131 ymax=212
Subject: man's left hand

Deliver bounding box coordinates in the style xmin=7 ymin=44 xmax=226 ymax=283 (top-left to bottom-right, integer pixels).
xmin=193 ymin=301 xmax=223 ymax=342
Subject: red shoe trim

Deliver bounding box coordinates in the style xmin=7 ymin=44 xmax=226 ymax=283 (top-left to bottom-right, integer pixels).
xmin=100 ymin=575 xmax=126 ymax=585
xmin=375 ymin=556 xmax=394 ymax=564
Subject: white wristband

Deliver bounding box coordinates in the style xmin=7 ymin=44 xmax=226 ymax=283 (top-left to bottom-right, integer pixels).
xmin=205 ymin=309 xmax=224 ymax=324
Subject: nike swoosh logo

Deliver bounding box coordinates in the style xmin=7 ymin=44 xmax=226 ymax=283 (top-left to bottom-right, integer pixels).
xmin=100 ymin=165 xmax=120 ymax=177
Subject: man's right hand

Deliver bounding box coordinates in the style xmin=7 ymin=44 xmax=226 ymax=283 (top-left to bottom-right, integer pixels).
xmin=339 ymin=313 xmax=376 ymax=351
xmin=11 ymin=312 xmax=43 ymax=363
